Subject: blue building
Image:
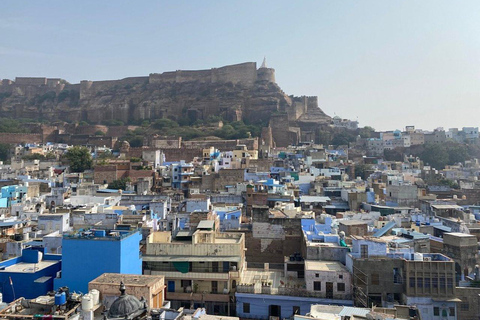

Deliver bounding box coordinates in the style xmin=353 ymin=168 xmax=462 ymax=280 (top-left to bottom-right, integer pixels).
xmin=0 ymin=185 xmax=27 ymax=208
xmin=170 ymin=161 xmax=194 ymax=191
xmin=54 ymin=228 xmax=142 ymax=293
xmin=0 ymin=249 xmax=61 ymax=302
xmin=236 ymin=293 xmax=353 ymax=319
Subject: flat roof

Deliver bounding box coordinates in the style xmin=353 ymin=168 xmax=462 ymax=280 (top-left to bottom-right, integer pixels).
xmin=445 ymin=232 xmax=475 ymax=238
xmin=304 ymin=260 xmax=348 ymax=272
xmin=197 ymin=220 xmax=215 ymax=229
xmin=339 ymin=220 xmax=367 ymax=225
xmin=89 ymin=273 xmax=164 ymax=287
xmin=0 ymin=260 xmax=58 ymax=273
xmin=432 ymin=204 xmax=463 ymax=210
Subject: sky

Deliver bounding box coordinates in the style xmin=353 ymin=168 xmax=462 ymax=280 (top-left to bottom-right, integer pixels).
xmin=1 ymin=1 xmax=479 ymax=131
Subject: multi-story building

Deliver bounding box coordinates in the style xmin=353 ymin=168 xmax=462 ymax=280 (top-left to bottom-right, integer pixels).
xmin=143 ymin=224 xmax=245 ymax=315
xmin=54 ymin=228 xmax=142 ymax=293
xmin=171 ymin=161 xmax=194 ymax=192
xmin=346 ymin=236 xmax=457 ymax=320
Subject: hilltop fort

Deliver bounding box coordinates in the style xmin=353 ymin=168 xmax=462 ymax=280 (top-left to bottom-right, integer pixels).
xmin=0 ymin=61 xmax=331 ymax=147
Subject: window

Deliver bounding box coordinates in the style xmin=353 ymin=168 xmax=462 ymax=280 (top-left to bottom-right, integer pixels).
xmin=314 ymin=281 xmax=321 ymax=291
xmin=409 ymin=277 xmax=415 ymax=288
xmin=424 ymin=277 xmax=430 ymax=288
xmin=417 ymin=278 xmax=423 ymax=288
xmin=433 ymin=307 xmax=439 ymax=316
xmin=293 ymin=306 xmax=300 ymax=315
xmin=337 ymin=283 xmax=345 ymax=292
xmin=339 ymin=274 xmax=343 ymax=279
xmin=315 ymin=273 xmax=319 ymax=278
xmin=449 ymin=307 xmax=455 ymax=316
xmin=360 ymin=245 xmax=368 ymax=258
xmin=243 ymin=303 xmax=250 ymax=313
xmin=461 ymin=303 xmax=469 ymax=311
xmin=447 ymin=278 xmax=453 ymax=288
xmin=439 ymin=277 xmax=445 ymax=289
xmin=371 ymin=273 xmax=379 ymax=285
xmin=432 ymin=277 xmax=438 ymax=288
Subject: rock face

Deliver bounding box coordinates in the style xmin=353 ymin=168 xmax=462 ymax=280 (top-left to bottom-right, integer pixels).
xmin=0 ymin=62 xmax=331 ymax=146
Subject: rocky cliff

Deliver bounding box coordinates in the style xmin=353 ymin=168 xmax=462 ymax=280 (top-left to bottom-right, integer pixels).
xmin=0 ymin=62 xmax=331 ymax=146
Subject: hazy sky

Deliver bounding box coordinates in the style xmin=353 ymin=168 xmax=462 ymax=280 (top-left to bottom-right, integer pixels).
xmin=1 ymin=1 xmax=479 ymax=131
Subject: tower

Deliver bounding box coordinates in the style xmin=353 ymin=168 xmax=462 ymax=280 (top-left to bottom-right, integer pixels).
xmin=257 ymin=57 xmax=276 ymax=83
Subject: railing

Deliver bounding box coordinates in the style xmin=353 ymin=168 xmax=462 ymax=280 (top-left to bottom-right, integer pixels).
xmin=236 ymin=284 xmax=352 ymax=300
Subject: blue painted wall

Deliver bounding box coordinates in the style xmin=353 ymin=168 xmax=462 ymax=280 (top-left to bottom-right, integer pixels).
xmin=54 ymin=231 xmax=141 ymax=293
xmin=235 ymin=293 xmax=353 ymax=319
xmin=0 ymin=249 xmax=61 ymax=302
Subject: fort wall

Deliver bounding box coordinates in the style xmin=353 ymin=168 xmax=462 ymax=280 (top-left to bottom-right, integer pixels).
xmin=149 ymin=62 xmax=258 ymax=86
xmin=0 ymin=133 xmax=43 ymax=144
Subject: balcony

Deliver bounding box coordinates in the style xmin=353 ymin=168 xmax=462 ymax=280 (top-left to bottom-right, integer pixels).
xmin=166 ymin=291 xmax=230 ymax=302
xmin=146 ymin=270 xmax=230 ymax=281
xmin=236 ymin=284 xmax=352 ymax=300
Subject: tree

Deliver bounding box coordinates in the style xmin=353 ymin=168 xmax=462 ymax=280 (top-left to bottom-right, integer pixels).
xmin=64 ymin=146 xmax=93 ymax=172
xmin=108 ymin=178 xmax=130 ymax=190
xmin=0 ymin=144 xmax=11 ymax=162
xmin=421 ymin=143 xmax=449 ymax=169
xmin=354 ymin=164 xmax=372 ymax=180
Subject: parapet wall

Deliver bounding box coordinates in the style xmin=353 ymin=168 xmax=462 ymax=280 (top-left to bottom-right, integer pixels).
xmin=149 ymin=62 xmax=258 ymax=86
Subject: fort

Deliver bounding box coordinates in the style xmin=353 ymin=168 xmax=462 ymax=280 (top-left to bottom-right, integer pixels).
xmin=0 ymin=61 xmax=330 ymax=147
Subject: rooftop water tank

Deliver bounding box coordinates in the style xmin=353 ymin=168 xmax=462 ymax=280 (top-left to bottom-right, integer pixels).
xmin=82 ymin=294 xmax=94 ymax=311
xmin=90 ymin=289 xmax=99 ymax=306
xmin=55 ymin=291 xmax=66 ymax=306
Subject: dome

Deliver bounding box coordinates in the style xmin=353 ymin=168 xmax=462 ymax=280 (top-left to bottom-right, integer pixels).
xmin=107 ymin=283 xmax=147 ymax=320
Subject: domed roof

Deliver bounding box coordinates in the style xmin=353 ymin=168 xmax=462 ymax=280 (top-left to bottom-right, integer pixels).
xmin=107 ymin=282 xmax=146 ymax=320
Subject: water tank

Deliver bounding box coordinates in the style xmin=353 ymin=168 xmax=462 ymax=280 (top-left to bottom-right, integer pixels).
xmin=93 ymin=230 xmax=106 ymax=238
xmin=90 ymin=289 xmax=99 ymax=305
xmin=55 ymin=292 xmax=66 ymax=305
xmin=82 ymin=294 xmax=94 ymax=311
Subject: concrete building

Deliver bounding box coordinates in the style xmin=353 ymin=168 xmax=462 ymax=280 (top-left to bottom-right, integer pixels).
xmin=143 ymin=226 xmax=245 ymax=315
xmin=442 ymin=232 xmax=478 ymax=279
xmin=0 ymin=249 xmax=62 ymax=303
xmin=89 ymin=273 xmax=166 ymax=309
xmin=304 ymin=260 xmax=352 ymax=300
xmin=54 ymin=228 xmax=142 ymax=293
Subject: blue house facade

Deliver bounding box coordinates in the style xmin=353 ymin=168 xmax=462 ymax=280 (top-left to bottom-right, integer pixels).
xmin=54 ymin=229 xmax=142 ymax=293
xmin=236 ymin=293 xmax=353 ymax=319
xmin=0 ymin=249 xmax=61 ymax=302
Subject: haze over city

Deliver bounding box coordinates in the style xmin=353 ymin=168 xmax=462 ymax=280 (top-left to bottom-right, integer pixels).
xmin=1 ymin=1 xmax=479 ymax=130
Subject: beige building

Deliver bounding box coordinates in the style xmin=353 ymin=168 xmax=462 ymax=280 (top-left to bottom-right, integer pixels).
xmin=304 ymin=260 xmax=352 ymax=300
xmin=143 ymin=224 xmax=245 ymax=315
xmin=88 ymin=273 xmax=166 ymax=309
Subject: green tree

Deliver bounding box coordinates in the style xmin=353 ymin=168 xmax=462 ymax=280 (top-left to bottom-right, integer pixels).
xmin=0 ymin=144 xmax=11 ymax=162
xmin=446 ymin=141 xmax=468 ymax=164
xmin=421 ymin=143 xmax=449 ymax=169
xmin=153 ymin=118 xmax=179 ymax=130
xmin=108 ymin=178 xmax=130 ymax=190
xmin=354 ymin=164 xmax=372 ymax=180
xmin=358 ymin=126 xmax=376 ymax=138
xmin=64 ymin=146 xmax=93 ymax=172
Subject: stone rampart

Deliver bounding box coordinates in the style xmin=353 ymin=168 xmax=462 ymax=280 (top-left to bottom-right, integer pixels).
xmin=0 ymin=133 xmax=43 ymax=144
xmin=15 ymin=77 xmax=47 ymax=86
xmin=149 ymin=62 xmax=258 ymax=86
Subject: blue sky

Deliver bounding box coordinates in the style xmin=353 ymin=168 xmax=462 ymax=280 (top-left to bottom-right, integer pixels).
xmin=1 ymin=1 xmax=479 ymax=131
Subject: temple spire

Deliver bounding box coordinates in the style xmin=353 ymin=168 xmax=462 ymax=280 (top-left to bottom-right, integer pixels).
xmin=260 ymin=57 xmax=267 ymax=68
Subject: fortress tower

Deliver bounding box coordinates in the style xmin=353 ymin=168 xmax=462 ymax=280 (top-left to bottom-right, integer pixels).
xmin=257 ymin=57 xmax=276 ymax=83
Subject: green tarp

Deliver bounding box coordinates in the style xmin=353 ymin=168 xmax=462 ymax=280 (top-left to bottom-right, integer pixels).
xmin=173 ymin=261 xmax=190 ymax=273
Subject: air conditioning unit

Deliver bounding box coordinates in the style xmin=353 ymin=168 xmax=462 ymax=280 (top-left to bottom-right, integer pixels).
xmin=423 ymin=257 xmax=432 ymax=262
